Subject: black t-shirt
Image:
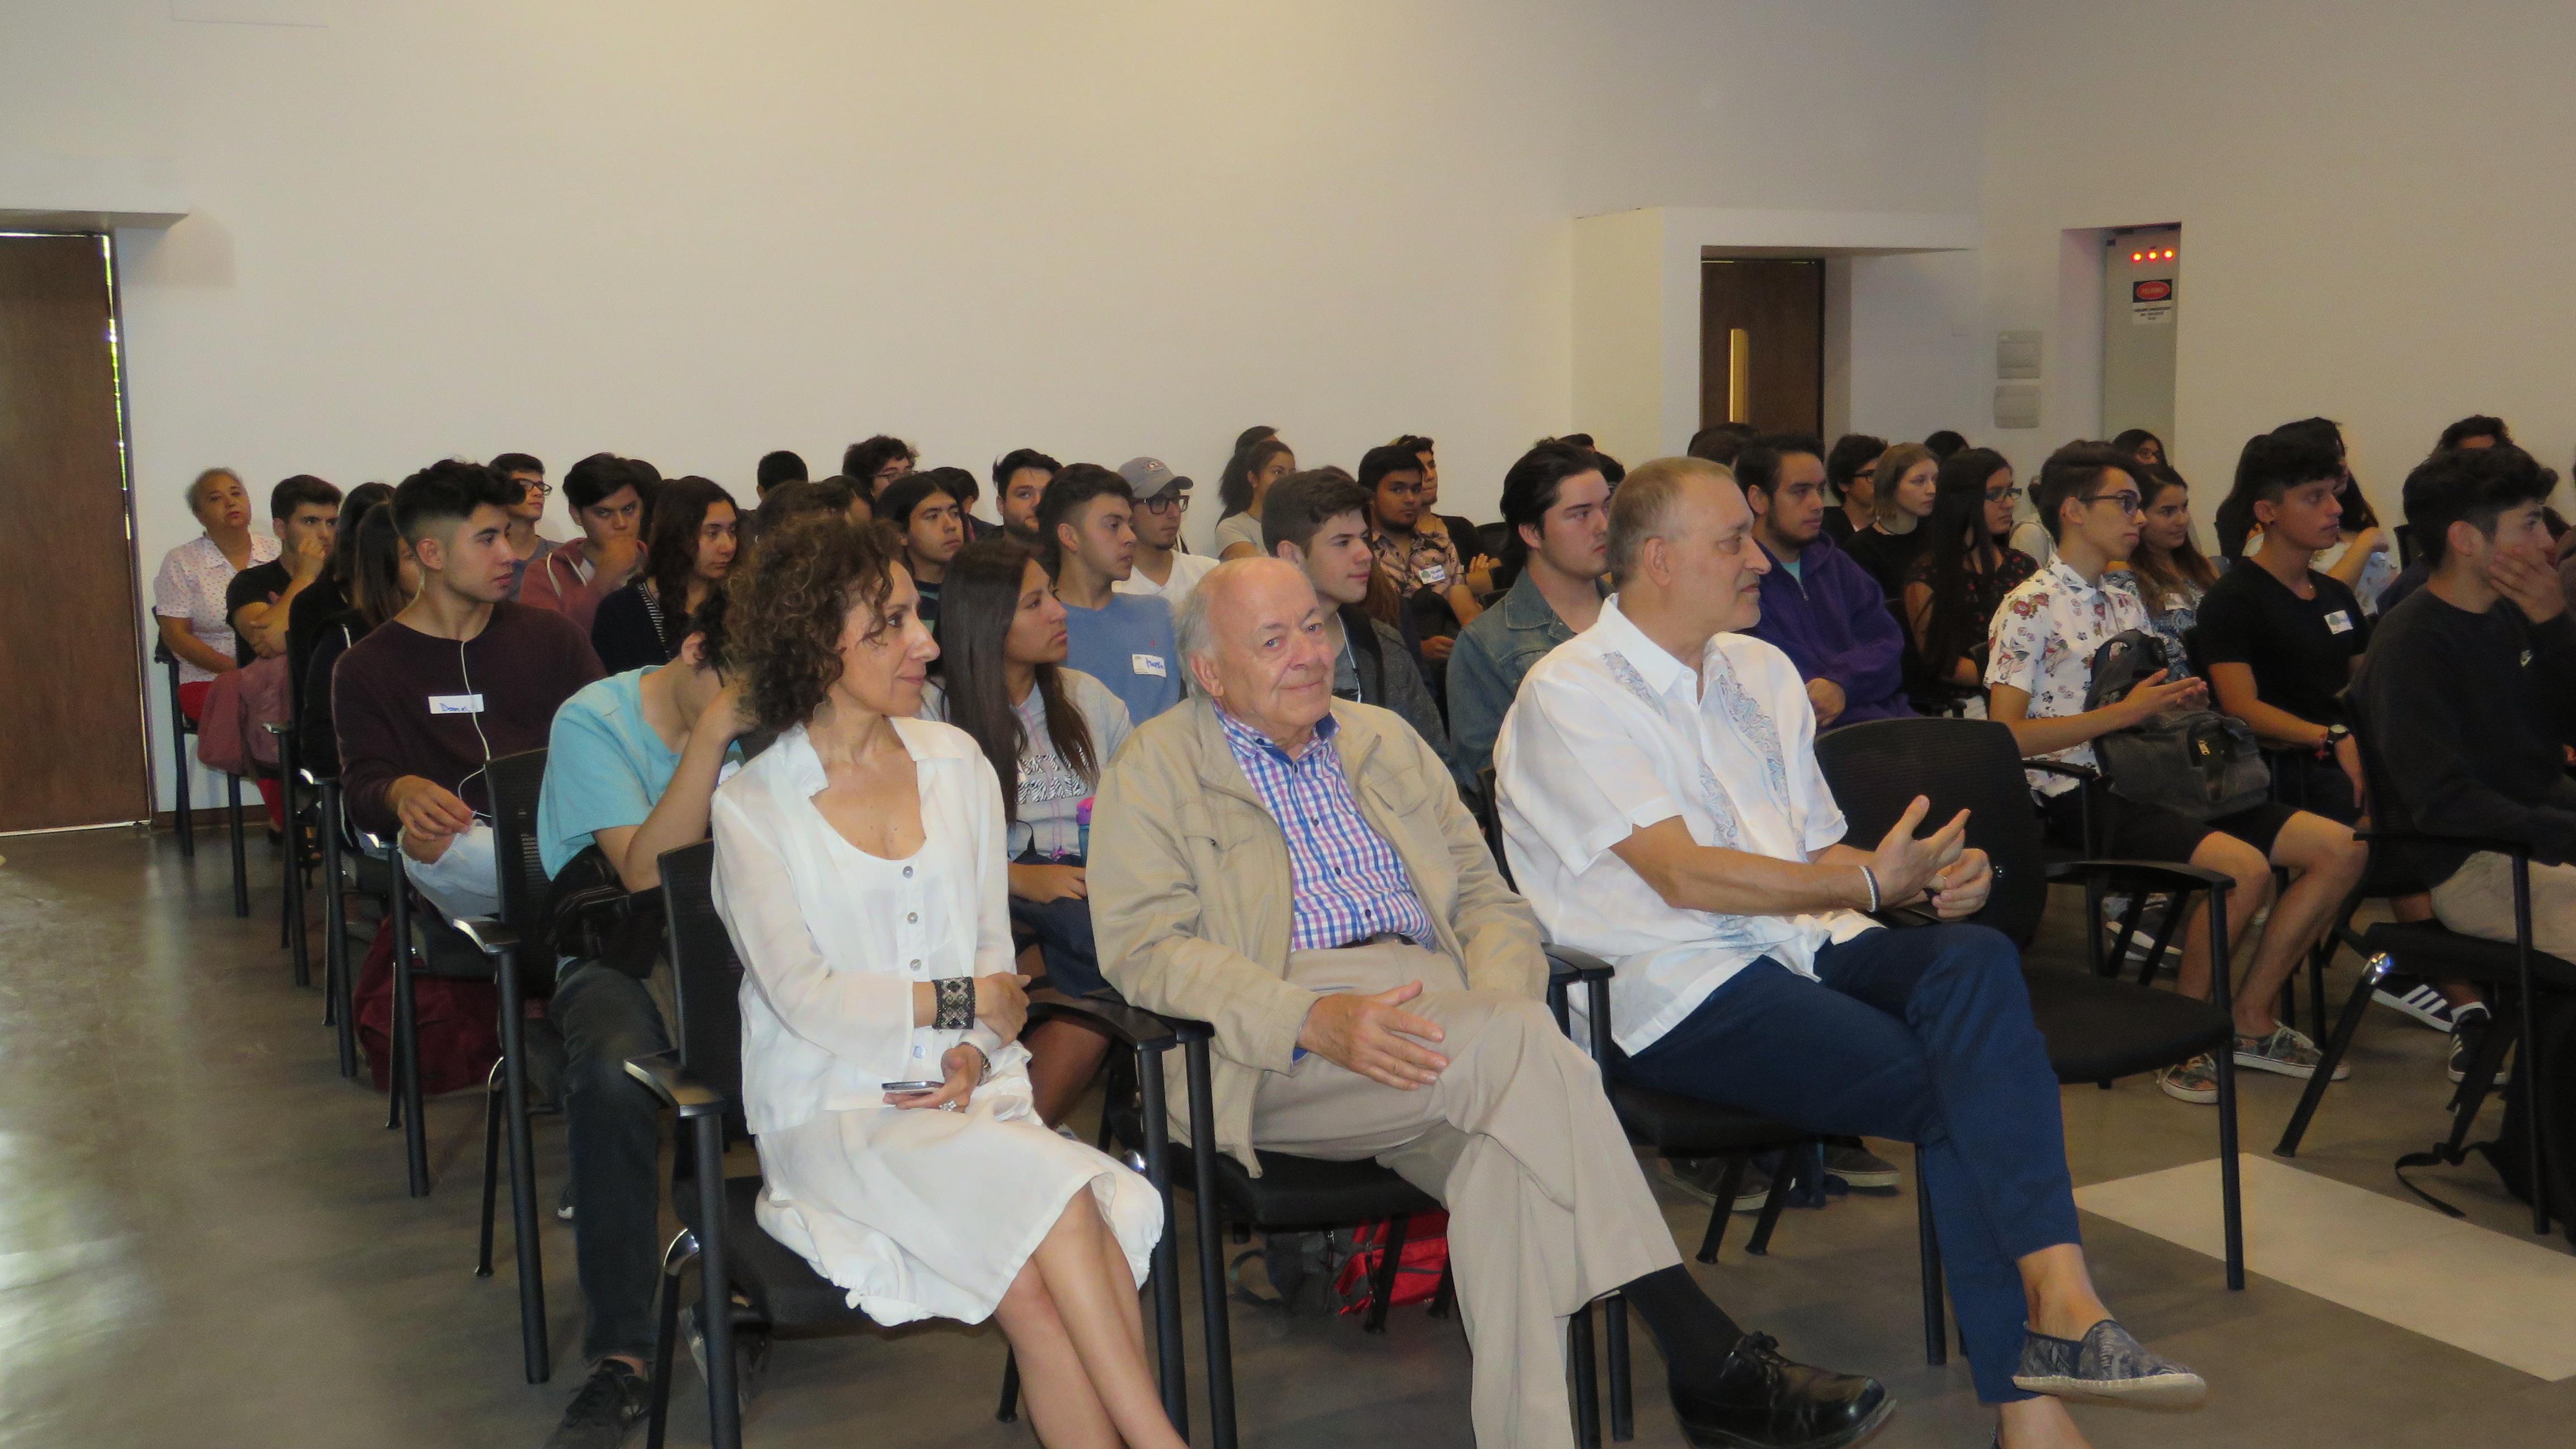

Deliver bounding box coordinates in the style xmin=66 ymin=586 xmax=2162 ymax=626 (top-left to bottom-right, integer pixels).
xmin=2195 ymin=559 xmax=2371 ymax=727
xmin=1840 ymin=524 xmax=1926 ymax=601
xmin=590 ymin=583 xmax=682 ymax=674
xmin=222 ymin=559 xmax=293 ymax=666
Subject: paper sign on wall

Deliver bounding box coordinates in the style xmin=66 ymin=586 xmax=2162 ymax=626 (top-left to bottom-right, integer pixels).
xmin=2130 ymin=278 xmax=2175 ymax=326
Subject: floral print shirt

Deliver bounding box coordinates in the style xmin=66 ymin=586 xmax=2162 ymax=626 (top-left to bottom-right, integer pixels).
xmin=1985 ymin=560 xmax=2151 ymax=795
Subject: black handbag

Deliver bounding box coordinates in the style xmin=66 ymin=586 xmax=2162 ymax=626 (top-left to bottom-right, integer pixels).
xmin=2081 ymin=629 xmax=2270 ymax=821
xmin=542 ymin=842 xmax=664 ymax=979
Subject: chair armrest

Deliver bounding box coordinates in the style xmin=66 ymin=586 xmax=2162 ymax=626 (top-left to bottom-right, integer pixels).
xmin=448 ymin=916 xmax=520 ymax=956
xmin=299 ymin=768 xmax=333 ymax=788
xmin=2023 ymin=759 xmax=2100 ymax=784
xmin=1029 ymin=988 xmax=1205 ymax=1051
xmin=261 ymin=721 xmax=288 ymax=737
xmin=622 ymin=1050 xmax=727 ymax=1118
xmin=2056 ymin=858 xmax=2236 ymax=896
xmin=1541 ymin=944 xmax=1617 ymax=983
xmin=2356 ymin=827 xmax=2533 ymax=860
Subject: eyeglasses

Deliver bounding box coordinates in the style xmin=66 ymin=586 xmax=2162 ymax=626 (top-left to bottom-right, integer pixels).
xmin=520 ymin=481 xmax=552 ymax=497
xmin=1985 ymin=486 xmax=2024 ymax=503
xmin=1853 ymin=468 xmax=1878 ymax=485
xmin=2084 ymin=491 xmax=2144 ymax=517
xmin=1140 ymin=493 xmax=1191 ymax=514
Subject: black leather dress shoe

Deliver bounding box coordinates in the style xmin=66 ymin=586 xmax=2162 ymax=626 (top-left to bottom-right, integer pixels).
xmin=1670 ymin=1333 xmax=1893 ymax=1449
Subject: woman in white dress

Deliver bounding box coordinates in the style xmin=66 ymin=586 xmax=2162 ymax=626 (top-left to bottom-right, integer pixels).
xmin=712 ymin=515 xmax=1177 ymax=1449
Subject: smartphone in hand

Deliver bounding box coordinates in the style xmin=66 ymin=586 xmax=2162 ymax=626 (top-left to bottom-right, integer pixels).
xmin=881 ymin=1079 xmax=944 ymax=1095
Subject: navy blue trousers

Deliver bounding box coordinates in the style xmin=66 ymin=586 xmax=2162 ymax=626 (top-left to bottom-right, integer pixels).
xmin=1616 ymin=924 xmax=2078 ymax=1404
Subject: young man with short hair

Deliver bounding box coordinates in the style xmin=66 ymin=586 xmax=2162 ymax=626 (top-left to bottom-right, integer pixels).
xmin=523 ymin=453 xmax=650 ymax=633
xmin=1986 ymin=443 xmax=2367 ymax=1100
xmin=755 ymin=448 xmax=807 ymax=496
xmin=489 ymin=452 xmax=556 ymax=602
xmin=2355 ymin=443 xmax=2576 ymax=1079
xmin=226 ymin=473 xmax=344 ymax=664
xmin=1040 ymin=463 xmax=1181 ymax=723
xmin=843 ymin=433 xmax=918 ymax=498
xmin=1362 ymin=443 xmax=1481 ymax=689
xmin=1115 ymin=456 xmax=1218 ymax=614
xmin=1448 ymin=441 xmax=1608 ymax=784
xmin=993 ymin=447 xmax=1060 ymax=543
xmin=1737 ymin=434 xmax=1911 ymax=730
xmin=1820 ymin=434 xmax=1886 ymax=544
xmin=534 ymin=600 xmax=750 ymax=1448
xmin=879 ymin=471 xmax=967 ymax=623
xmin=1260 ymin=468 xmax=1455 ymax=780
xmin=335 ymin=460 xmax=603 ymax=918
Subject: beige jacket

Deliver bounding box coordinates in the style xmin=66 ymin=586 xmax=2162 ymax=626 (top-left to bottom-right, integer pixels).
xmin=1090 ymin=695 xmax=1545 ymax=1172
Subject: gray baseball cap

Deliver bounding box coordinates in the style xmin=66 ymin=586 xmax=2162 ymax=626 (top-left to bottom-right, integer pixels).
xmin=1118 ymin=456 xmax=1192 ymax=500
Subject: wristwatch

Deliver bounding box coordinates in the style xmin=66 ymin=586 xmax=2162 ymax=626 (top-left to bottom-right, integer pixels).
xmin=2318 ymin=723 xmax=2351 ymax=756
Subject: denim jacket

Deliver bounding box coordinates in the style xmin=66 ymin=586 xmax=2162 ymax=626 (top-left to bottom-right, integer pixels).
xmin=1447 ymin=569 xmax=1594 ymax=785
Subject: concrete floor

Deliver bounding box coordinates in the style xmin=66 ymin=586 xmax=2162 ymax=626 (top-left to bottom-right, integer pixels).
xmin=2 ymin=825 xmax=2570 ymax=1449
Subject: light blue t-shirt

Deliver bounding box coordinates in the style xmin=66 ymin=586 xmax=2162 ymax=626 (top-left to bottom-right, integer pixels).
xmin=538 ymin=666 xmax=699 ymax=877
xmin=1063 ymin=592 xmax=1182 ymax=725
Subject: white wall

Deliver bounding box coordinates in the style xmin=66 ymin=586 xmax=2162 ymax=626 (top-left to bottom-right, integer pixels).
xmin=0 ymin=0 xmax=1984 ymax=811
xmin=1977 ymin=1 xmax=2576 ymax=524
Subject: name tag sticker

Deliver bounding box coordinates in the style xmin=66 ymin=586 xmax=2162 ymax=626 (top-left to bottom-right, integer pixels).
xmin=1132 ymin=653 xmax=1167 ymax=678
xmin=1417 ymin=564 xmax=1448 ymax=586
xmin=2324 ymin=610 xmax=2354 ymax=634
xmin=429 ymin=693 xmax=486 ymax=715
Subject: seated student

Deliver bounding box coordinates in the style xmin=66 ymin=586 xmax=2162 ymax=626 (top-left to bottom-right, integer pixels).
xmin=992 ymin=448 xmax=1060 ymax=545
xmin=924 ymin=536 xmax=1134 ymax=1125
xmin=1895 ymin=448 xmax=2035 ymax=717
xmin=1093 ymin=556 xmax=1888 ymax=1449
xmin=1685 ymin=420 xmax=1758 ymax=468
xmin=287 ymin=481 xmax=395 ymax=714
xmin=299 ymin=500 xmax=414 ymax=781
xmin=1114 ymin=457 xmax=1217 ymax=613
xmin=522 ymin=453 xmax=650 ymax=634
xmin=1259 ymin=468 xmax=1455 ymax=776
xmin=745 ymin=475 xmax=861 ymax=553
xmin=227 ymin=473 xmax=344 ymax=667
xmin=1819 ymin=433 xmax=1885 ymax=544
xmin=755 ymin=448 xmax=808 ymax=498
xmin=1923 ymin=428 xmax=1970 ymax=462
xmin=2124 ymin=464 xmax=2219 ymax=678
xmin=2356 ymin=443 xmax=2576 ymax=1081
xmin=876 ymin=471 xmax=968 ymax=625
xmin=1364 ymin=442 xmax=1483 ymax=695
xmin=930 ymin=463 xmax=1000 ymax=541
xmin=2380 ymin=420 xmax=2513 ymax=620
xmin=1211 ymin=436 xmax=1296 ymax=561
xmin=153 ymin=467 xmax=277 ymax=716
xmin=843 ymin=433 xmax=918 ymax=500
xmin=488 ymin=453 xmax=554 ymax=600
xmin=1394 ymin=433 xmax=1497 ymax=598
xmin=592 ymin=477 xmax=739 ymax=674
xmin=2199 ymin=431 xmax=2374 ymax=821
xmin=1987 ymin=442 xmax=2368 ymax=1098
xmin=533 ymin=594 xmax=751 ymax=1446
xmin=2226 ymin=419 xmax=2398 ymax=611
xmin=1039 ymin=463 xmax=1182 ymax=724
xmin=2113 ymin=428 xmax=2166 ymax=469
xmin=709 ymin=517 xmax=1181 ymax=1449
xmin=1448 ymin=441 xmax=1609 ymax=784
xmin=1497 ymin=457 xmax=2202 ymax=1449
xmin=1840 ymin=442 xmax=1938 ymax=600
xmin=1736 ymin=435 xmax=1911 ymax=727
xmin=334 ymin=460 xmax=603 ymax=920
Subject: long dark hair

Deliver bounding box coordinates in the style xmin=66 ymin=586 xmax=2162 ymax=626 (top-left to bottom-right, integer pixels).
xmin=1217 ymin=437 xmax=1294 ymax=520
xmin=351 ymin=501 xmax=411 ymax=628
xmin=1909 ymin=448 xmax=2011 ymax=680
xmin=933 ymin=536 xmax=1097 ymax=818
xmin=2129 ymin=465 xmax=2218 ymax=602
xmin=328 ymin=481 xmax=394 ymax=586
xmin=643 ymin=476 xmax=737 ymax=615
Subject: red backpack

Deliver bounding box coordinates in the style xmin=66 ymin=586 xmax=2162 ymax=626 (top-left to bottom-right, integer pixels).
xmin=1330 ymin=1212 xmax=1451 ymax=1316
xmin=351 ymin=916 xmax=501 ymax=1096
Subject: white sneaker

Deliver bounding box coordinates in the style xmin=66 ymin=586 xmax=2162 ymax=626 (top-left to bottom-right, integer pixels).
xmin=2372 ymin=969 xmax=2459 ymax=1031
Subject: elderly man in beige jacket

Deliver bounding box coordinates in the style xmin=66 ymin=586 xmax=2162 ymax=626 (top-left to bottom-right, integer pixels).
xmin=1087 ymin=557 xmax=1886 ymax=1449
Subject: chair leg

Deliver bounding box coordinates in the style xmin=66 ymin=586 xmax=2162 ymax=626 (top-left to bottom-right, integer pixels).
xmin=1363 ymin=1213 xmax=1410 ymax=1334
xmin=226 ymin=773 xmax=250 ymax=917
xmin=476 ymin=1063 xmax=504 ymax=1277
xmin=171 ymin=692 xmax=196 ymax=859
xmin=1183 ymin=1040 xmax=1231 ymax=1448
xmin=1137 ymin=1045 xmax=1193 ymax=1441
xmin=1428 ymin=1259 xmax=1457 ymax=1319
xmin=689 ymin=1120 xmax=741 ymax=1449
xmin=995 ymin=1348 xmax=1021 ymax=1423
xmin=391 ymin=883 xmax=429 ymax=1195
xmin=321 ymin=804 xmax=357 ymax=1078
xmin=1570 ymin=1300 xmax=1600 ymax=1449
xmin=1603 ymin=1291 xmax=1633 ymax=1442
xmin=1744 ymin=1150 xmax=1800 ymax=1256
xmin=2276 ymin=957 xmax=2384 ymax=1157
xmin=644 ymin=1228 xmax=694 ymax=1449
xmin=497 ymin=945 xmax=552 ymax=1384
xmin=1694 ymin=1156 xmax=1750 ymax=1264
xmin=1915 ymin=1145 xmax=1946 ymax=1366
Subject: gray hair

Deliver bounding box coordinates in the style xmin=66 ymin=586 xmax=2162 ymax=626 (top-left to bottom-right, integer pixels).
xmin=187 ymin=466 xmax=243 ymax=512
xmin=1606 ymin=456 xmax=1731 ymax=586
xmin=1174 ymin=556 xmax=1301 ymax=668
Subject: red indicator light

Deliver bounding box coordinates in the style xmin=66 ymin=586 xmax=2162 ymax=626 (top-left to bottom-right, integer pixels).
xmin=2130 ymin=251 xmax=2144 ymax=262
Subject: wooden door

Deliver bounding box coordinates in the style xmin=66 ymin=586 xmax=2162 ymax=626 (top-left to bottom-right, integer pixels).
xmin=1699 ymin=259 xmax=1824 ymax=437
xmin=0 ymin=234 xmax=149 ymax=832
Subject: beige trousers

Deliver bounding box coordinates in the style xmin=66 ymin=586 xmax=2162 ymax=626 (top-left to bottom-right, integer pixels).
xmin=1251 ymin=941 xmax=1680 ymax=1449
xmin=2432 ymin=851 xmax=2576 ymax=962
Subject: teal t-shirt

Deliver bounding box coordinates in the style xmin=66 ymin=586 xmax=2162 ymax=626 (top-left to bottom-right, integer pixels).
xmin=537 ymin=666 xmax=690 ymax=877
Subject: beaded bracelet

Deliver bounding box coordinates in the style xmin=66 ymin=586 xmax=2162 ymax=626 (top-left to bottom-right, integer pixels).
xmin=934 ymin=976 xmax=977 ymax=1032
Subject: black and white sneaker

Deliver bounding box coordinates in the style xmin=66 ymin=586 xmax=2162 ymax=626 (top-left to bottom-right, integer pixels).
xmin=543 ymin=1360 xmax=651 ymax=1449
xmin=2374 ymin=970 xmax=2459 ymax=1032
xmin=2449 ymin=1004 xmax=2512 ymax=1086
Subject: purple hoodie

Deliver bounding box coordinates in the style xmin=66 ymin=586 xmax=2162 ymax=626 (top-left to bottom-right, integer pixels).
xmin=1746 ymin=532 xmax=1912 ymax=724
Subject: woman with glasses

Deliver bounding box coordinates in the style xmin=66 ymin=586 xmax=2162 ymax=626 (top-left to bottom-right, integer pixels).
xmin=1898 ymin=447 xmax=2037 ymax=714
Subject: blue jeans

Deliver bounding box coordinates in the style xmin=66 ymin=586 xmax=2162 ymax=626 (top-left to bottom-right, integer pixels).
xmin=549 ymin=960 xmax=674 ymax=1364
xmin=1614 ymin=925 xmax=2078 ymax=1404
xmin=1009 ymin=850 xmax=1109 ymax=999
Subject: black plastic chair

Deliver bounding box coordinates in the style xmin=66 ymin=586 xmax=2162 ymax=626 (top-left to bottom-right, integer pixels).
xmin=1814 ymin=717 xmax=2247 ymax=1290
xmin=156 ymin=640 xmax=249 ymax=916
xmin=631 ymin=840 xmax=1195 ymax=1449
xmin=309 ymin=770 xmax=361 ymax=1079
xmin=263 ymin=721 xmax=311 ymax=988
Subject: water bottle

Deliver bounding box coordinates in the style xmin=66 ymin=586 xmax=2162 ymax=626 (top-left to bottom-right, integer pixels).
xmin=1076 ymin=796 xmax=1093 ymax=861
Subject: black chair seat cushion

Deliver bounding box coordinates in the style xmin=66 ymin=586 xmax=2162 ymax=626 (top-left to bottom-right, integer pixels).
xmin=411 ymin=913 xmax=499 ymax=979
xmin=1609 ymin=1085 xmax=1810 ymax=1158
xmin=674 ymin=1173 xmax=873 ymax=1329
xmin=1168 ymin=1139 xmax=1438 ymax=1229
xmin=2361 ymin=920 xmax=2576 ymax=991
xmin=2023 ymin=968 xmax=2230 ymax=1082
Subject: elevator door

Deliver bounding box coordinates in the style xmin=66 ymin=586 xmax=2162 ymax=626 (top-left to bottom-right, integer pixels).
xmin=2101 ymin=226 xmax=2180 ymax=450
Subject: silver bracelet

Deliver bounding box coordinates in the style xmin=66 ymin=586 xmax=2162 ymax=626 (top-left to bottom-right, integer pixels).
xmin=1859 ymin=864 xmax=1881 ymax=913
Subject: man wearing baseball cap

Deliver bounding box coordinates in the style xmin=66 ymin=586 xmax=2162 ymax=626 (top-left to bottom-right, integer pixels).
xmin=1114 ymin=456 xmax=1219 ymax=614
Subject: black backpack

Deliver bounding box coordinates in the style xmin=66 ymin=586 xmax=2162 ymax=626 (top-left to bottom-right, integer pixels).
xmin=2406 ymin=991 xmax=2576 ymax=1246
xmin=2081 ymin=629 xmax=2270 ymax=821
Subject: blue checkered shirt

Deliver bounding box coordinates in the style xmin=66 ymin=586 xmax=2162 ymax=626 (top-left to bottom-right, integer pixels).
xmin=1216 ymin=706 xmax=1438 ymax=953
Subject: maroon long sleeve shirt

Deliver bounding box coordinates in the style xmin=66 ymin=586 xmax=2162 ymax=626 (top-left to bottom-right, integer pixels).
xmin=333 ymin=601 xmax=604 ymax=836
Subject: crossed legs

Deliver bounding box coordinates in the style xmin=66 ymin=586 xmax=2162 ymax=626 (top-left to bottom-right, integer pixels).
xmin=993 ymin=1191 xmax=1185 ymax=1449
